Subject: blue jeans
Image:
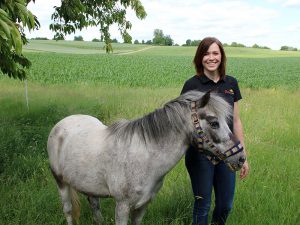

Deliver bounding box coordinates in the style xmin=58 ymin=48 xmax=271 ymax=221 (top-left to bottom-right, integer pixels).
xmin=185 ymin=147 xmax=236 ymax=225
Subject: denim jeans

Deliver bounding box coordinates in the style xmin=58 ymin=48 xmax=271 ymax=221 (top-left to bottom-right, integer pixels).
xmin=185 ymin=146 xmax=236 ymax=225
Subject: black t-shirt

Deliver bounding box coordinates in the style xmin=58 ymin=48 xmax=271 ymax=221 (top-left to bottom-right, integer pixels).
xmin=181 ymin=74 xmax=242 ymax=131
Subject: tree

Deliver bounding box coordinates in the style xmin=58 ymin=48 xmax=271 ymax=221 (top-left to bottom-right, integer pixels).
xmin=0 ymin=0 xmax=39 ymax=80
xmin=252 ymin=44 xmax=270 ymax=49
xmin=152 ymin=29 xmax=173 ymax=46
xmin=164 ymin=35 xmax=173 ymax=46
xmin=231 ymin=42 xmax=245 ymax=47
xmin=186 ymin=39 xmax=191 ymax=46
xmin=92 ymin=38 xmax=100 ymax=42
xmin=152 ymin=29 xmax=165 ymax=45
xmin=50 ymin=0 xmax=146 ymax=53
xmin=74 ymin=35 xmax=83 ymax=41
xmin=191 ymin=40 xmax=201 ymax=46
xmin=1 ymin=0 xmax=146 ymax=80
xmin=134 ymin=40 xmax=139 ymax=44
xmin=280 ymin=46 xmax=297 ymax=51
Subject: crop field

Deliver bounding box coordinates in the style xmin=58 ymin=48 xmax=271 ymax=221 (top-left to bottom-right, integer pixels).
xmin=1 ymin=40 xmax=300 ymax=225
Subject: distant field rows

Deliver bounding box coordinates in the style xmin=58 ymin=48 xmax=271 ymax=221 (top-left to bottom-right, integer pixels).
xmin=7 ymin=52 xmax=298 ymax=90
xmin=3 ymin=41 xmax=292 ymax=90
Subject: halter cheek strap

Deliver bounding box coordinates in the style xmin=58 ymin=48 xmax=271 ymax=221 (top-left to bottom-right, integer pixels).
xmin=190 ymin=101 xmax=244 ymax=165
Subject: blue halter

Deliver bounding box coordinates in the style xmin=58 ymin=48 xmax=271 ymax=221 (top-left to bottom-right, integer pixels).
xmin=190 ymin=101 xmax=244 ymax=165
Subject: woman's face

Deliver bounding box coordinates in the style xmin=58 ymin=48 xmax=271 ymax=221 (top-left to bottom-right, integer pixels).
xmin=202 ymin=42 xmax=222 ymax=75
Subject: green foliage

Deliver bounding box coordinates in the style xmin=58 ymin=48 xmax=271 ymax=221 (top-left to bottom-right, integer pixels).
xmin=31 ymin=37 xmax=48 ymax=40
xmin=74 ymin=35 xmax=83 ymax=41
xmin=0 ymin=0 xmax=39 ymax=79
xmin=183 ymin=39 xmax=201 ymax=46
xmin=92 ymin=38 xmax=100 ymax=42
xmin=164 ymin=34 xmax=173 ymax=46
xmin=231 ymin=42 xmax=246 ymax=47
xmin=185 ymin=39 xmax=191 ymax=46
xmin=280 ymin=45 xmax=298 ymax=51
xmin=252 ymin=43 xmax=270 ymax=49
xmin=152 ymin=29 xmax=173 ymax=46
xmin=112 ymin=38 xmax=118 ymax=43
xmin=152 ymin=29 xmax=165 ymax=45
xmin=50 ymin=0 xmax=146 ymax=53
xmin=1 ymin=0 xmax=146 ymax=80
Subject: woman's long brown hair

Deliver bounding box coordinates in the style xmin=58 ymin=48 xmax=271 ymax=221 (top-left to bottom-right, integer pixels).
xmin=193 ymin=37 xmax=227 ymax=79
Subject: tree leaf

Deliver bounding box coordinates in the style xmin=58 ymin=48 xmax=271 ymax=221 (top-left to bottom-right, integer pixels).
xmin=10 ymin=26 xmax=22 ymax=55
xmin=0 ymin=30 xmax=8 ymax=40
xmin=0 ymin=18 xmax=11 ymax=39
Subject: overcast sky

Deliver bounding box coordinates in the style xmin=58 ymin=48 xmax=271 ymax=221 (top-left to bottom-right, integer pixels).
xmin=25 ymin=0 xmax=300 ymax=50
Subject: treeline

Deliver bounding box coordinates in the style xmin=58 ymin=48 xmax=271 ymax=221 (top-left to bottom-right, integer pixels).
xmin=31 ymin=31 xmax=299 ymax=51
xmin=183 ymin=40 xmax=271 ymax=49
xmin=280 ymin=46 xmax=298 ymax=51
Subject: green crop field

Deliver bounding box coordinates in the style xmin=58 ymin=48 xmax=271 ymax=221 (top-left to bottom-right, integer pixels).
xmin=1 ymin=40 xmax=299 ymax=225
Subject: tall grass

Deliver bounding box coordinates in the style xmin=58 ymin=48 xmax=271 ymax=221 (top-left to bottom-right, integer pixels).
xmin=1 ymin=81 xmax=299 ymax=225
xmin=1 ymin=41 xmax=299 ymax=224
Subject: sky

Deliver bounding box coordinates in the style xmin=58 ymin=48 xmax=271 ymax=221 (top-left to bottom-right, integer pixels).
xmin=25 ymin=0 xmax=300 ymax=50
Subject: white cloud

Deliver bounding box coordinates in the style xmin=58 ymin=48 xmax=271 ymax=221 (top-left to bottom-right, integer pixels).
xmin=25 ymin=0 xmax=300 ymax=50
xmin=286 ymin=23 xmax=300 ymax=32
xmin=127 ymin=1 xmax=278 ymax=47
xmin=266 ymin=0 xmax=300 ymax=7
xmin=283 ymin=0 xmax=300 ymax=7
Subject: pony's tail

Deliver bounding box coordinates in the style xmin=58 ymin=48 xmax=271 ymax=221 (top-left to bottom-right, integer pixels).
xmin=71 ymin=187 xmax=81 ymax=224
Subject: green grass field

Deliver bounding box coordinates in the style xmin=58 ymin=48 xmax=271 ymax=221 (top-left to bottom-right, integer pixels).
xmin=1 ymin=40 xmax=299 ymax=225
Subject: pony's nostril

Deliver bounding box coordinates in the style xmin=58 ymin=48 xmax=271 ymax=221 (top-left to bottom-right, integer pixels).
xmin=239 ymin=157 xmax=246 ymax=163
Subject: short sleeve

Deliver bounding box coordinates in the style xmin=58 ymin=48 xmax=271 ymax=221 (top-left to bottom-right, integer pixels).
xmin=180 ymin=78 xmax=197 ymax=95
xmin=180 ymin=81 xmax=189 ymax=94
xmin=232 ymin=77 xmax=242 ymax=102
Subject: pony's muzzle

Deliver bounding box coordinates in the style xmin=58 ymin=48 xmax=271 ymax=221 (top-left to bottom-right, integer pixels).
xmin=226 ymin=156 xmax=246 ymax=171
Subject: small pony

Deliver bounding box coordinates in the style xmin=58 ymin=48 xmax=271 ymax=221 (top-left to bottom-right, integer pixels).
xmin=47 ymin=91 xmax=246 ymax=225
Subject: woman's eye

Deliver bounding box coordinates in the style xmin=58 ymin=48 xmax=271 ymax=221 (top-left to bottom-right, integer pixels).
xmin=209 ymin=121 xmax=219 ymax=129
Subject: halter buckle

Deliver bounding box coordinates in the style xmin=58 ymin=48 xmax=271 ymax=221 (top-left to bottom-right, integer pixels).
xmin=191 ymin=113 xmax=198 ymax=124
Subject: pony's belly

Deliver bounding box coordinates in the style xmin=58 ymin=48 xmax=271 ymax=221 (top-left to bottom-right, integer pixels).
xmin=75 ymin=182 xmax=111 ymax=197
xmin=65 ymin=170 xmax=111 ymax=197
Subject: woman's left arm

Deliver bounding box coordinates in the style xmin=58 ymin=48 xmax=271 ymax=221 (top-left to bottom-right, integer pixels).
xmin=233 ymin=102 xmax=250 ymax=179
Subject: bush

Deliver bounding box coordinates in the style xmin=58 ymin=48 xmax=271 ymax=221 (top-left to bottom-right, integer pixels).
xmin=74 ymin=36 xmax=84 ymax=41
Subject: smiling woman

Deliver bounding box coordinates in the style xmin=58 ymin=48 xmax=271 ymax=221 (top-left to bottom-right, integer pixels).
xmin=181 ymin=37 xmax=249 ymax=225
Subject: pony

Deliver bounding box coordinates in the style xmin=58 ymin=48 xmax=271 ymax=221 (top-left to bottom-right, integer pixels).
xmin=47 ymin=91 xmax=246 ymax=225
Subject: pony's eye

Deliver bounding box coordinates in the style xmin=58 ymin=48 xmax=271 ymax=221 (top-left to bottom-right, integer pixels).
xmin=209 ymin=121 xmax=219 ymax=129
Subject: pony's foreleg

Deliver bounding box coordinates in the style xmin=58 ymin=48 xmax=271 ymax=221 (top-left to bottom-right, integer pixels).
xmin=87 ymin=196 xmax=103 ymax=225
xmin=131 ymin=204 xmax=148 ymax=225
xmin=115 ymin=201 xmax=130 ymax=225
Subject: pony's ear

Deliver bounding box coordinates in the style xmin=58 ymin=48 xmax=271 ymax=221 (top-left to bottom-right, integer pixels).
xmin=199 ymin=91 xmax=211 ymax=108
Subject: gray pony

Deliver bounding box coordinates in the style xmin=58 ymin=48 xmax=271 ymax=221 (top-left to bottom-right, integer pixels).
xmin=47 ymin=91 xmax=246 ymax=225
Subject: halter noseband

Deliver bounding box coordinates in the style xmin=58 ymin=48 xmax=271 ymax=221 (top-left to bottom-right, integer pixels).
xmin=190 ymin=101 xmax=244 ymax=165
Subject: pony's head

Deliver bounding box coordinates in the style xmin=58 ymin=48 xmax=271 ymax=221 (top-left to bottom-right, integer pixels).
xmin=183 ymin=91 xmax=246 ymax=171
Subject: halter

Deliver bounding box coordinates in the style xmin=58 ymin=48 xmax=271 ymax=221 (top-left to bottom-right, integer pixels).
xmin=190 ymin=101 xmax=244 ymax=165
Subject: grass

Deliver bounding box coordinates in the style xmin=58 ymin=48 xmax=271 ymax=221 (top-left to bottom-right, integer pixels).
xmin=1 ymin=40 xmax=300 ymax=225
xmin=2 ymin=53 xmax=299 ymax=89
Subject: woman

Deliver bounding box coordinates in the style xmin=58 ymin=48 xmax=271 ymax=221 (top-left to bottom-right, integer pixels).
xmin=181 ymin=37 xmax=249 ymax=225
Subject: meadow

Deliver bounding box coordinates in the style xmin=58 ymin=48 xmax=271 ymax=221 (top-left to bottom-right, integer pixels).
xmin=0 ymin=40 xmax=299 ymax=225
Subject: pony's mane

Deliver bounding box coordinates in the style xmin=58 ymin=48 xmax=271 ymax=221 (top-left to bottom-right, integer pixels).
xmin=107 ymin=91 xmax=232 ymax=145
